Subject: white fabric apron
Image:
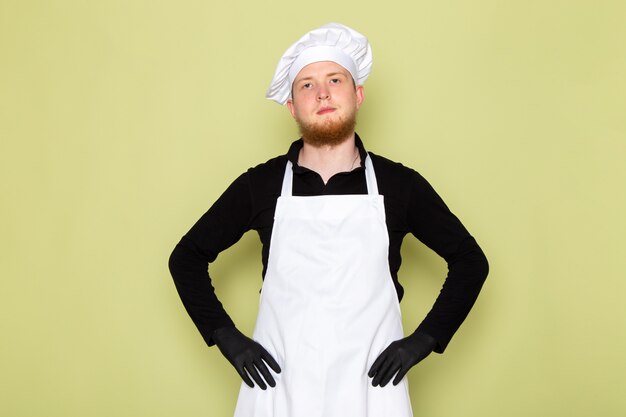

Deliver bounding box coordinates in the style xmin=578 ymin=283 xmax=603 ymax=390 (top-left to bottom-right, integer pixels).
xmin=233 ymin=155 xmax=413 ymax=417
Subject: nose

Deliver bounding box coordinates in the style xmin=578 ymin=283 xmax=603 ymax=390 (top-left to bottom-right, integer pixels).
xmin=316 ymin=86 xmax=329 ymax=101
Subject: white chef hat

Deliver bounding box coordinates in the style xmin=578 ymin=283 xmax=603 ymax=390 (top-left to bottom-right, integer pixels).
xmin=266 ymin=23 xmax=373 ymax=105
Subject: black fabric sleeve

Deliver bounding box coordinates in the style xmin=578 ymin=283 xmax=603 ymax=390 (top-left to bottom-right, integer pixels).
xmin=407 ymin=171 xmax=489 ymax=353
xmin=168 ymin=172 xmax=254 ymax=347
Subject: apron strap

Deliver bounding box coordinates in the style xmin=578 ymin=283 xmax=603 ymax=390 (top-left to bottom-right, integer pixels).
xmin=363 ymin=153 xmax=379 ymax=196
xmin=281 ymin=161 xmax=294 ymax=197
xmin=280 ymin=153 xmax=379 ymax=197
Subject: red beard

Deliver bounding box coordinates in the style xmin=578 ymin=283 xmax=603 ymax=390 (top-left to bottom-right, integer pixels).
xmin=296 ymin=110 xmax=357 ymax=148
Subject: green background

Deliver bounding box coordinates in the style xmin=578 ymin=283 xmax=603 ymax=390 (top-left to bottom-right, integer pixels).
xmin=2 ymin=1 xmax=625 ymax=416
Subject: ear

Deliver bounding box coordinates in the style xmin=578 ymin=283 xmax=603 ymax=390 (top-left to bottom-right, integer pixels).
xmin=355 ymin=85 xmax=365 ymax=109
xmin=286 ymin=98 xmax=296 ymax=118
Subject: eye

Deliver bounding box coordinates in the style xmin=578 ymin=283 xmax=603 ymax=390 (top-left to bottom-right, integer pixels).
xmin=330 ymin=78 xmax=340 ymax=84
xmin=302 ymin=82 xmax=313 ymax=89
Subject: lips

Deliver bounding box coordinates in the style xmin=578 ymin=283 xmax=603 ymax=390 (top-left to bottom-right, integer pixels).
xmin=317 ymin=107 xmax=336 ymax=115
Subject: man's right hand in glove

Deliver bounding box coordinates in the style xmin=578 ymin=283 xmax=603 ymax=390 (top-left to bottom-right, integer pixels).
xmin=212 ymin=326 xmax=281 ymax=390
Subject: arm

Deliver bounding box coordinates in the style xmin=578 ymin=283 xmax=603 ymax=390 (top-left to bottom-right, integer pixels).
xmin=407 ymin=172 xmax=489 ymax=353
xmin=369 ymin=170 xmax=488 ymax=386
xmin=168 ymin=173 xmax=251 ymax=346
xmin=168 ymin=172 xmax=280 ymax=388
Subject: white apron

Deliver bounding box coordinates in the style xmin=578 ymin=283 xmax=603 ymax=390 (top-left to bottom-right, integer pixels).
xmin=233 ymin=155 xmax=413 ymax=417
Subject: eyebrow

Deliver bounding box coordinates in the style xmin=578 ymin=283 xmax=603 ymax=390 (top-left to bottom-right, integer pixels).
xmin=296 ymin=72 xmax=347 ymax=83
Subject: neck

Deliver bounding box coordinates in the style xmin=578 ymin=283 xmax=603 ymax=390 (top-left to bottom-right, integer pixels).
xmin=298 ymin=134 xmax=360 ymax=184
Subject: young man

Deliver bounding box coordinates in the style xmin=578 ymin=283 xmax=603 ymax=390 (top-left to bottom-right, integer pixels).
xmin=169 ymin=23 xmax=488 ymax=417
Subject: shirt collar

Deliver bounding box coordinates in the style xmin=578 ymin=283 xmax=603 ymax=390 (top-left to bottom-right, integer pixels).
xmin=286 ymin=133 xmax=368 ymax=172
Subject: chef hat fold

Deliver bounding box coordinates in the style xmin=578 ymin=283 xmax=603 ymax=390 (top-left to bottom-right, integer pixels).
xmin=266 ymin=23 xmax=373 ymax=105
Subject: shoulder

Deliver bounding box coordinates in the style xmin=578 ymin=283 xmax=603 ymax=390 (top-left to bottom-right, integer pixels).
xmin=244 ymin=154 xmax=288 ymax=182
xmin=234 ymin=154 xmax=289 ymax=204
xmin=368 ymin=152 xmax=431 ymax=195
xmin=368 ymin=152 xmax=415 ymax=176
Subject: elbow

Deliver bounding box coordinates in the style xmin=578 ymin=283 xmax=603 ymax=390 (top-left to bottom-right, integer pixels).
xmin=168 ymin=238 xmax=211 ymax=284
xmin=168 ymin=241 xmax=191 ymax=280
xmin=168 ymin=244 xmax=182 ymax=279
xmin=450 ymin=236 xmax=489 ymax=284
xmin=469 ymin=238 xmax=489 ymax=283
xmin=478 ymin=250 xmax=489 ymax=283
xmin=168 ymin=246 xmax=178 ymax=276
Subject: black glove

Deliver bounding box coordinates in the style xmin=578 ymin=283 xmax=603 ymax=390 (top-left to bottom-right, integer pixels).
xmin=212 ymin=326 xmax=281 ymax=390
xmin=368 ymin=330 xmax=437 ymax=387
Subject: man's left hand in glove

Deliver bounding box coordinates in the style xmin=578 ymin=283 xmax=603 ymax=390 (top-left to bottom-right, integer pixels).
xmin=368 ymin=330 xmax=438 ymax=387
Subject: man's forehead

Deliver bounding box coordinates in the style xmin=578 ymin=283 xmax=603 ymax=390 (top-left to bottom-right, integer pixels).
xmin=294 ymin=61 xmax=352 ymax=82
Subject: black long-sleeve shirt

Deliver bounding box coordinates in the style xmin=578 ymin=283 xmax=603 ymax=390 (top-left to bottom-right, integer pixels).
xmin=169 ymin=134 xmax=488 ymax=353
